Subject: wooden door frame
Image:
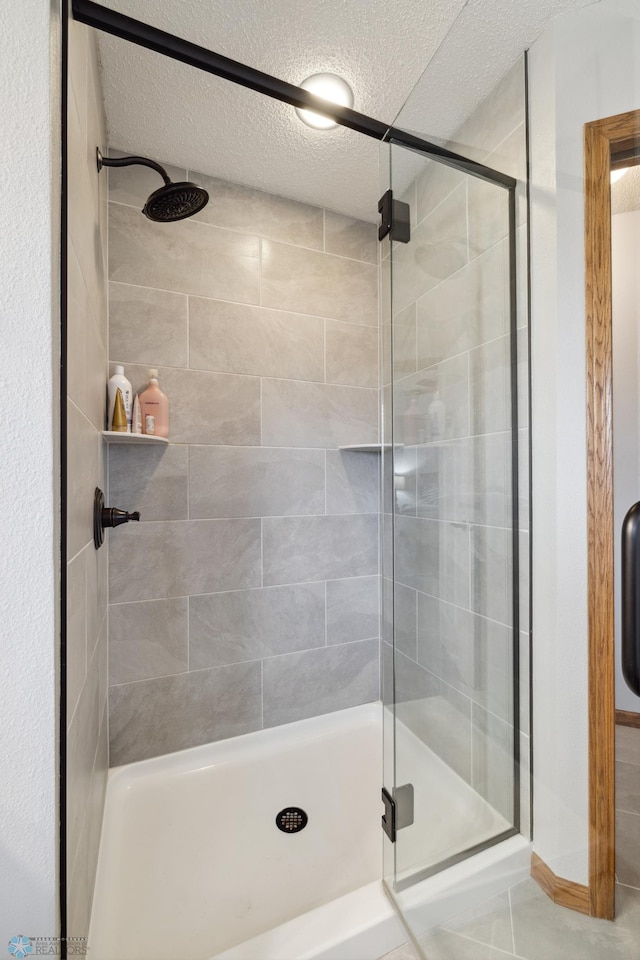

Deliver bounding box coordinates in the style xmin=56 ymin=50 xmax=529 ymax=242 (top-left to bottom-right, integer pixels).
xmin=584 ymin=107 xmax=640 ymax=920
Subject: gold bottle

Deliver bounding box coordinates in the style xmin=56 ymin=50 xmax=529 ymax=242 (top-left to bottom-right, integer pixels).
xmin=112 ymin=387 xmax=128 ymax=433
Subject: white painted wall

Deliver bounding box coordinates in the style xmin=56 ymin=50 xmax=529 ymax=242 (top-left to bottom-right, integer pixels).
xmin=529 ymin=0 xmax=640 ymax=884
xmin=0 ymin=0 xmax=60 ymax=941
xmin=612 ymin=211 xmax=640 ymax=714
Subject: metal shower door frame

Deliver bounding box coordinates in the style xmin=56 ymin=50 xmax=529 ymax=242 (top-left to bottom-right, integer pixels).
xmin=71 ymin=0 xmax=516 ymax=189
xmin=382 ymin=140 xmax=521 ymax=893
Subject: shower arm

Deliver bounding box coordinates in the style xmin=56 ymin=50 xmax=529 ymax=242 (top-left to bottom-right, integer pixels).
xmin=96 ymin=148 xmax=171 ymax=185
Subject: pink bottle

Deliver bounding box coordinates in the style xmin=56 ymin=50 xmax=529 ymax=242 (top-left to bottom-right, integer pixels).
xmin=138 ymin=368 xmax=169 ymax=438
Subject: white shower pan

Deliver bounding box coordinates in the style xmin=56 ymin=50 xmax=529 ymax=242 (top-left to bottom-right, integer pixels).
xmin=88 ymin=704 xmax=401 ymax=959
xmin=88 ymin=701 xmax=529 ymax=960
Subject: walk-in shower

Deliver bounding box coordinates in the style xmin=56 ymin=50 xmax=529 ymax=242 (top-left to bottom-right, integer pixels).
xmin=63 ymin=2 xmax=531 ymax=958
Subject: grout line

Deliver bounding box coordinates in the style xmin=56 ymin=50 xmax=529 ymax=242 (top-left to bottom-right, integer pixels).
xmin=107 ymin=278 xmax=378 ymax=328
xmin=260 ymin=659 xmax=264 ymax=729
xmin=186 ymin=294 xmax=190 ymax=369
xmin=324 ymin=449 xmax=327 ymax=517
xmin=323 ymin=317 xmax=327 ymax=384
xmin=234 ymin=227 xmax=376 ymax=264
xmin=465 ymin=179 xmax=471 ymax=263
xmin=485 ymin=121 xmax=526 ymax=171
xmin=108 ymin=636 xmax=378 ymax=690
xmin=324 ymin=580 xmax=328 ymax=647
xmin=67 ymin=395 xmax=104 ymax=435
xmin=468 ymin=522 xmax=473 ymax=618
xmin=186 ymin=595 xmax=190 ymax=672
xmin=107 ymin=573 xmax=377 ymax=606
xmin=67 ymin=538 xmax=97 ymax=568
xmin=260 ymin=518 xmax=264 ymax=589
xmin=444 ymin=931 xmax=520 ymax=959
xmin=469 ymin=687 xmax=474 ymax=786
xmin=466 ymin=349 xmax=471 ymax=438
xmin=110 ymin=358 xmax=378 ymax=391
xmin=107 ymin=667 xmax=193 ymax=689
xmin=120 ymin=512 xmax=378 ymax=523
xmin=401 ymin=640 xmax=517 ymax=729
xmin=389 ymin=425 xmax=516 ymax=443
xmin=392 ymin=331 xmax=510 ymax=389
xmin=108 ymin=199 xmax=375 ymax=264
xmin=390 ymin=584 xmax=523 ymax=633
xmin=186 ymin=445 xmax=190 ymax=520
xmin=187 ymin=443 xmax=359 ymax=452
xmin=394 ymin=230 xmax=510 ymax=320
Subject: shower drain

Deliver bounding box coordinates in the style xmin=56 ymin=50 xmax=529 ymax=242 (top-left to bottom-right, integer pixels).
xmin=275 ymin=807 xmax=308 ymax=834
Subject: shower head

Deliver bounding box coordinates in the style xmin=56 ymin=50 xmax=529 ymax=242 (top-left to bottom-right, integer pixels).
xmin=96 ymin=148 xmax=209 ymax=222
xmin=142 ymin=181 xmax=210 ymax=222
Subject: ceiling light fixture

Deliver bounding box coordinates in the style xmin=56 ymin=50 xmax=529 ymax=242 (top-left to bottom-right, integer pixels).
xmin=611 ymin=167 xmax=629 ymax=184
xmin=295 ymin=74 xmax=354 ymax=130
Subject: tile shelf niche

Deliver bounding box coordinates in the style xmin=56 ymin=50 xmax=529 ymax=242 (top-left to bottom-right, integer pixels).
xmin=102 ymin=431 xmax=169 ymax=445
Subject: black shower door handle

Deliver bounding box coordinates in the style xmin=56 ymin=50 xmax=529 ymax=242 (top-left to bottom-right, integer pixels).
xmin=621 ymin=500 xmax=640 ymax=696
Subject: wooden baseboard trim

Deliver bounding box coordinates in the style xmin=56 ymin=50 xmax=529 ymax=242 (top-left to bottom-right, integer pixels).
xmin=616 ymin=709 xmax=640 ymax=728
xmin=531 ymin=853 xmax=591 ymax=915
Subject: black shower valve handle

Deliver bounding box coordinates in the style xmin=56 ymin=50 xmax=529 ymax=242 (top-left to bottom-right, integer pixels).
xmin=94 ymin=487 xmax=140 ymax=549
xmin=102 ymin=506 xmax=141 ymax=529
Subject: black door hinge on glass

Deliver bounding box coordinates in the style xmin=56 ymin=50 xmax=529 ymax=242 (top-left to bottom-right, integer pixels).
xmin=381 ymin=783 xmax=414 ymax=843
xmin=378 ymin=190 xmax=411 ymax=243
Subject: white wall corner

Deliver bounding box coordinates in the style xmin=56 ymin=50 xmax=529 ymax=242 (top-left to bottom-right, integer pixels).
xmin=0 ymin=0 xmax=61 ymax=940
xmin=528 ymin=0 xmax=640 ymax=888
xmin=528 ymin=19 xmax=589 ymax=886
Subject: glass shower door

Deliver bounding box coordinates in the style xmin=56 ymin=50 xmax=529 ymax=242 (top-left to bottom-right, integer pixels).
xmin=381 ymin=139 xmax=520 ymax=899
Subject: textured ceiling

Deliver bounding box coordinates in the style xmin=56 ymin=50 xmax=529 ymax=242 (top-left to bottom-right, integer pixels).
xmin=612 ymin=166 xmax=640 ymax=215
xmin=96 ymin=0 xmax=595 ymax=222
xmin=96 ymin=0 xmax=467 ymax=222
xmin=391 ymin=0 xmax=596 ymax=145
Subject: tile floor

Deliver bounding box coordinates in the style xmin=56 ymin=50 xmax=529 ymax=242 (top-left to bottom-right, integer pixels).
xmin=379 ymin=725 xmax=640 ymax=960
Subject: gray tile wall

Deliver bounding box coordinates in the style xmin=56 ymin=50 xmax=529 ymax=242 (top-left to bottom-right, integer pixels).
xmin=106 ymin=160 xmax=380 ymax=766
xmin=66 ymin=22 xmax=109 ymax=938
xmin=382 ymin=61 xmax=530 ymax=832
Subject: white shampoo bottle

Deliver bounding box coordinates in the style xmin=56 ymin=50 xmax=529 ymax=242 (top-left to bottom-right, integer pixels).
xmin=108 ymin=365 xmax=133 ymax=432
